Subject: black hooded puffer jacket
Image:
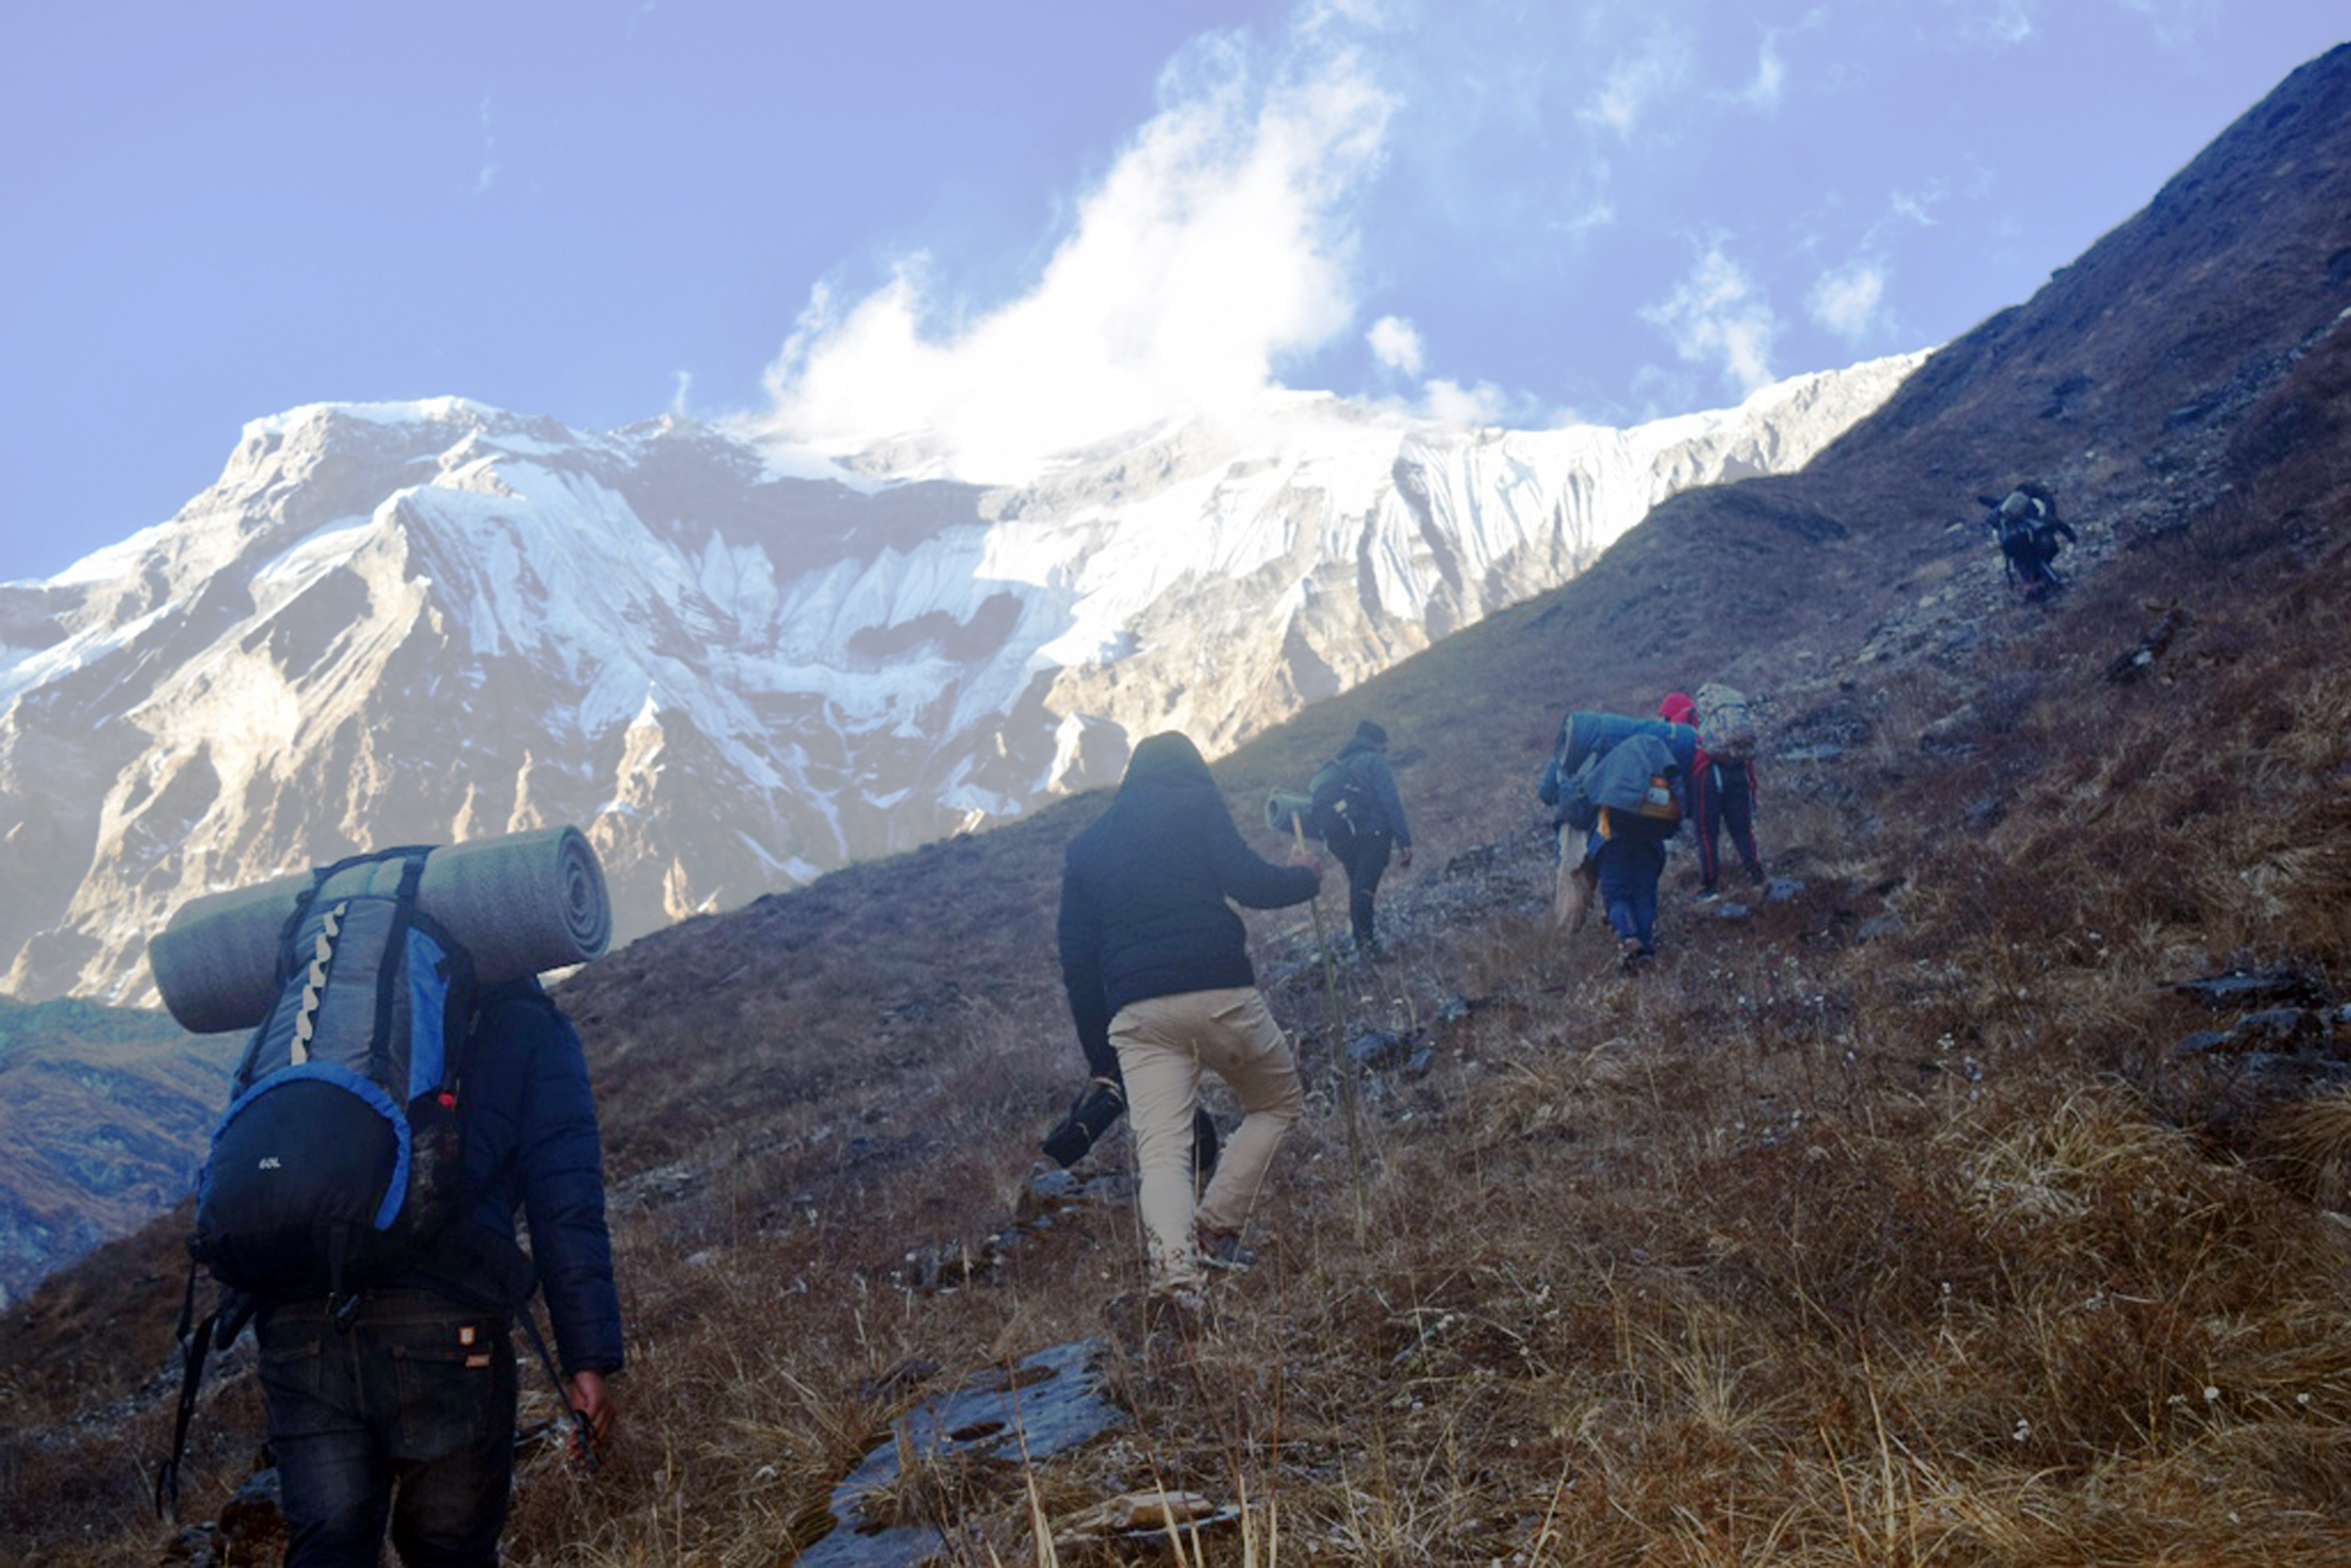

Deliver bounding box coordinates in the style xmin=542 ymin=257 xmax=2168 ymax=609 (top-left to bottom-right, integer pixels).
xmin=1057 ymin=733 xmax=1319 ymax=1070
xmin=413 ymin=981 xmax=625 ymax=1378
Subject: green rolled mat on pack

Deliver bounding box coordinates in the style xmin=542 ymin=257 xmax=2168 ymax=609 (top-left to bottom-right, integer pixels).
xmin=148 ymin=825 xmax=613 ymax=1035
xmin=1265 ymin=790 xmax=1314 ymax=837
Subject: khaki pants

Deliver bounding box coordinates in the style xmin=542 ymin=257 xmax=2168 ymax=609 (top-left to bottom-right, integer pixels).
xmin=1111 ymin=987 xmax=1302 ymax=1292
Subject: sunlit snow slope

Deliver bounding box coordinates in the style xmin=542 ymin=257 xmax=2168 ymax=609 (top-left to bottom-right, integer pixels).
xmin=0 ymin=357 xmax=1919 ymax=1004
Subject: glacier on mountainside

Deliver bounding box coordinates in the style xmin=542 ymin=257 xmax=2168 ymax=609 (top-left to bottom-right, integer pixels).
xmin=0 ymin=355 xmax=1922 ymax=1004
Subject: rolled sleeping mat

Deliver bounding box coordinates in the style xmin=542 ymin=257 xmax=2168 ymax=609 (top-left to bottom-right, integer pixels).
xmin=1554 ymin=711 xmax=1699 ymax=778
xmin=416 ymin=825 xmax=612 ymax=991
xmin=1266 ymin=790 xmax=1315 ymax=837
xmin=148 ymin=825 xmax=612 ymax=1035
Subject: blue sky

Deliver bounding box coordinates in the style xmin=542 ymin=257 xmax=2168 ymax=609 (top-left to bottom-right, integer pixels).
xmin=1 ymin=1 xmax=2340 ymax=583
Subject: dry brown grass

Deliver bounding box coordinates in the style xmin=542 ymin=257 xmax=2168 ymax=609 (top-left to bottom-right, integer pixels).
xmin=19 ymin=492 xmax=2351 ymax=1563
xmin=10 ymin=82 xmax=2351 ymax=1562
xmin=452 ymin=332 xmax=2351 ymax=1565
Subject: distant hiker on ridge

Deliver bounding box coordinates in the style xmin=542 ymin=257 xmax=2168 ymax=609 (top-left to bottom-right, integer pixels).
xmin=1303 ymin=719 xmax=1414 ymax=962
xmin=1982 ymin=481 xmax=2076 ymax=600
xmin=1057 ymin=731 xmax=1321 ymax=1313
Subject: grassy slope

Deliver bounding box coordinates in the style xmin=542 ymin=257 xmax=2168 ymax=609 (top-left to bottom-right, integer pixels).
xmin=5 ymin=43 xmax=2351 ymax=1568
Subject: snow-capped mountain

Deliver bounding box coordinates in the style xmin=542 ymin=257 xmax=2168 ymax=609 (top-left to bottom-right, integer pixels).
xmin=0 ymin=357 xmax=1919 ymax=1006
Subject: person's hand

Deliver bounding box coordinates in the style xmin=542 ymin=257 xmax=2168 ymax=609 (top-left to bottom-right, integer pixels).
xmin=567 ymin=1370 xmax=615 ymax=1464
xmin=1398 ymin=846 xmax=1414 ymax=870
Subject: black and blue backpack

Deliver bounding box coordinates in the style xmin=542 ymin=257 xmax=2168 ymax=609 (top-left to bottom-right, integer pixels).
xmin=195 ymin=846 xmax=477 ymax=1303
xmin=159 ymin=846 xmax=477 ymax=1512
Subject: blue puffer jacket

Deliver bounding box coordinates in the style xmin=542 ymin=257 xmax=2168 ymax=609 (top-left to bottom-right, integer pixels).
xmin=418 ymin=980 xmax=624 ymax=1377
xmin=1059 ymin=733 xmax=1320 ymax=1075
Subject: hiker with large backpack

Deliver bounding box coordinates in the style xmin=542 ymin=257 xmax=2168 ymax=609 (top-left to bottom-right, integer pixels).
xmin=1057 ymin=732 xmax=1320 ymax=1315
xmin=1661 ymin=689 xmax=1766 ymax=895
xmin=1537 ymin=709 xmax=1699 ymax=935
xmin=1576 ymin=731 xmax=1687 ymax=967
xmin=1303 ymin=719 xmax=1414 ymax=961
xmin=1981 ymin=481 xmax=2077 ymax=599
xmin=152 ymin=842 xmax=622 ymax=1565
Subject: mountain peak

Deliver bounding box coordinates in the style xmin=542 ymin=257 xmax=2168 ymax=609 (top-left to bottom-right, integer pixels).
xmin=0 ymin=360 xmax=1917 ymax=1006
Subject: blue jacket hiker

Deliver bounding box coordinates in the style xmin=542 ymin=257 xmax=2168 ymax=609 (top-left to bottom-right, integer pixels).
xmin=1578 ymin=731 xmax=1682 ymax=967
xmin=256 ymin=979 xmax=624 ymax=1566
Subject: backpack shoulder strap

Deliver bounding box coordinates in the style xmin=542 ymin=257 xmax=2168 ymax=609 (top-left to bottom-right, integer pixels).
xmin=153 ymin=1260 xmax=209 ymax=1520
xmin=153 ymin=1266 xmax=255 ymax=1520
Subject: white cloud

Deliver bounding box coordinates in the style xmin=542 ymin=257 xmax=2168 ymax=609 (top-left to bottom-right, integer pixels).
xmin=1808 ymin=260 xmax=1889 ymax=342
xmin=473 ymin=97 xmax=498 ymax=196
xmin=1420 ymin=377 xmax=1511 ymax=426
xmin=1739 ymin=31 xmax=1787 ymax=112
xmin=1572 ymin=200 xmax=1618 ymax=234
xmin=2115 ymin=0 xmax=2225 ymax=52
xmin=1578 ymin=29 xmax=1694 ymax=140
xmin=751 ymin=22 xmax=1393 ymax=480
xmin=1939 ymin=0 xmax=2036 ymax=47
xmin=1639 ymin=240 xmax=1779 ymax=395
xmin=1367 ymin=314 xmax=1424 ymax=376
xmin=1889 ymin=188 xmax=1942 ymax=228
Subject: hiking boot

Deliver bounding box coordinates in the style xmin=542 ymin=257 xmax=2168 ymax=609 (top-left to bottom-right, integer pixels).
xmin=1618 ymin=936 xmax=1646 ymax=971
xmin=1155 ymin=1284 xmax=1209 ymax=1318
xmin=1104 ymin=1286 xmax=1211 ymax=1345
xmin=1354 ymin=938 xmax=1388 ymax=965
xmin=1196 ymin=1226 xmax=1255 ymax=1272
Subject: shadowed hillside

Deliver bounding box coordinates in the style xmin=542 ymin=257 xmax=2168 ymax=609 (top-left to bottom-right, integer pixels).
xmin=5 ymin=43 xmax=2351 ymax=1568
xmin=0 ymin=1001 xmax=234 ymax=1309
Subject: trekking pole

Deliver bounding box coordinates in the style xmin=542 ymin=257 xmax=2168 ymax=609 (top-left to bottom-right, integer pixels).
xmin=1293 ymin=819 xmax=1368 ymax=1243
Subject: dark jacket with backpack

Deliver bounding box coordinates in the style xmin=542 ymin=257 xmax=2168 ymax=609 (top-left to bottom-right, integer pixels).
xmin=421 ymin=980 xmax=624 ymax=1377
xmin=1987 ymin=483 xmax=2076 ymax=586
xmin=1319 ymin=731 xmax=1412 ymax=848
xmin=161 ymin=966 xmax=623 ymax=1522
xmin=1059 ymin=733 xmax=1319 ymax=1072
xmin=1662 ymin=690 xmax=1765 ymax=888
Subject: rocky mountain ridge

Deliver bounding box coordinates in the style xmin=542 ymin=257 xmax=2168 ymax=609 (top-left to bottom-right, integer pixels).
xmin=4 ymin=42 xmax=2350 ymax=1568
xmin=0 ymin=357 xmax=1917 ymax=1008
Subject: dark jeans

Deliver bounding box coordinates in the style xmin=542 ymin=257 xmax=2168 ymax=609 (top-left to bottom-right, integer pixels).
xmin=257 ymin=1290 xmax=519 ymax=1567
xmin=1694 ymin=763 xmax=1762 ymax=889
xmin=1593 ymin=837 xmax=1665 ymax=951
xmin=1326 ymin=820 xmax=1394 ymax=947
